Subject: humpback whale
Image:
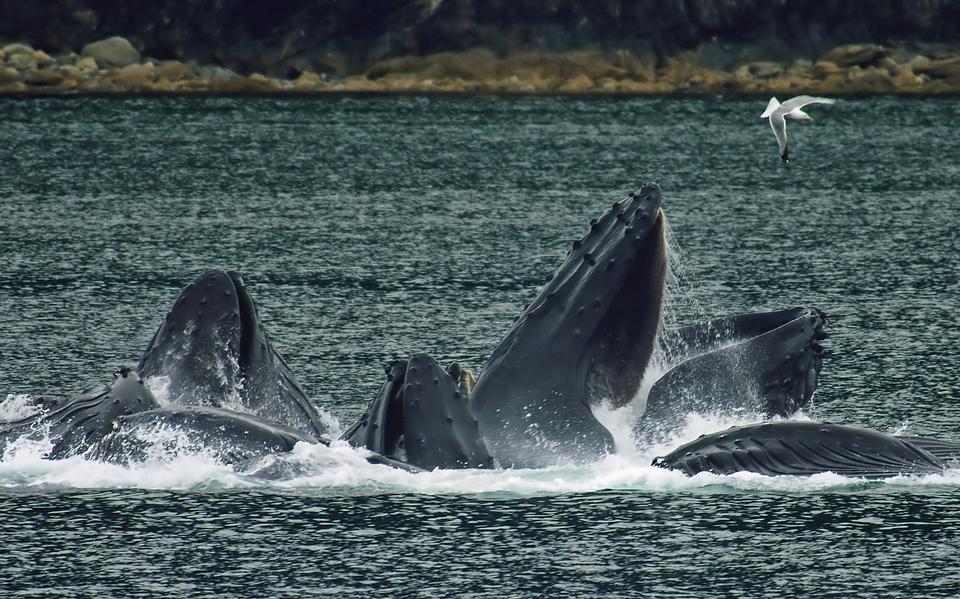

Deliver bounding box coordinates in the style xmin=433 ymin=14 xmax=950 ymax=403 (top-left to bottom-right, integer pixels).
xmin=6 ymin=181 xmax=950 ymax=480
xmin=342 ymin=183 xmax=826 ymax=470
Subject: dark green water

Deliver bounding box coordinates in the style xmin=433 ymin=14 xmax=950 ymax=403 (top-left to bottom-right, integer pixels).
xmin=1 ymin=95 xmax=958 ymax=597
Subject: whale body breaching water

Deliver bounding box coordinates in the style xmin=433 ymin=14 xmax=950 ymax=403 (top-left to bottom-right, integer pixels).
xmin=761 ymin=95 xmax=836 ymax=163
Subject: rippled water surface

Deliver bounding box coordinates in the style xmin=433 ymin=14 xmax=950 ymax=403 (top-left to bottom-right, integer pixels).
xmin=1 ymin=95 xmax=958 ymax=597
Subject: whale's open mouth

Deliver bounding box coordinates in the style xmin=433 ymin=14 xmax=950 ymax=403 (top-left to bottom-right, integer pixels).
xmin=468 ymin=183 xmax=668 ymax=467
xmin=582 ymin=207 xmax=666 ymax=408
xmin=137 ymin=270 xmax=327 ymax=437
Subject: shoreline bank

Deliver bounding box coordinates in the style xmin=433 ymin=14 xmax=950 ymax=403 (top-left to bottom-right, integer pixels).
xmin=2 ymin=38 xmax=960 ymax=96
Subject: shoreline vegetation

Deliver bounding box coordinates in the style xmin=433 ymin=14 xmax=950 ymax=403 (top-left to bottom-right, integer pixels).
xmin=2 ymin=37 xmax=960 ymax=96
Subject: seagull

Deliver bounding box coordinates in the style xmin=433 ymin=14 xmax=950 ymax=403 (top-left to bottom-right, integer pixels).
xmin=761 ymin=95 xmax=836 ymax=163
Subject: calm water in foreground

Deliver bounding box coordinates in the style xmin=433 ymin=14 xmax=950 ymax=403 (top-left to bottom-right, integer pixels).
xmin=0 ymin=95 xmax=958 ymax=597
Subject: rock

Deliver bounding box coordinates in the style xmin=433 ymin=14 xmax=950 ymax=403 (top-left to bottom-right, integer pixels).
xmin=748 ymin=62 xmax=782 ymax=78
xmin=422 ymin=49 xmax=498 ymax=81
xmin=0 ymin=66 xmax=21 ymax=83
xmin=110 ymin=63 xmax=157 ymax=89
xmin=338 ymin=75 xmax=381 ymax=92
xmin=909 ymin=55 xmax=931 ymax=70
xmin=558 ymin=73 xmax=594 ymax=92
xmin=820 ymin=44 xmax=889 ymax=68
xmin=196 ymin=65 xmax=239 ymax=82
xmin=155 ymin=60 xmax=193 ymax=81
xmin=7 ymin=53 xmax=36 ymax=71
xmin=75 ymin=56 xmax=98 ymax=73
xmin=3 ymin=43 xmax=33 ymax=57
xmin=912 ymin=57 xmax=960 ymax=79
xmin=891 ymin=64 xmax=924 ymax=90
xmin=216 ymin=73 xmax=281 ymax=92
xmin=814 ymin=61 xmax=841 ymax=77
xmin=0 ymin=81 xmax=26 ymax=94
xmin=33 ymin=50 xmax=54 ymax=67
xmin=56 ymin=52 xmax=81 ymax=65
xmin=81 ymin=37 xmax=140 ymax=69
xmin=25 ymin=69 xmax=64 ymax=86
xmin=611 ymin=50 xmax=654 ymax=82
xmin=57 ymin=65 xmax=82 ymax=81
xmin=843 ymin=66 xmax=894 ymax=93
xmin=294 ymin=71 xmax=324 ymax=90
xmin=0 ymin=49 xmax=5 ymax=62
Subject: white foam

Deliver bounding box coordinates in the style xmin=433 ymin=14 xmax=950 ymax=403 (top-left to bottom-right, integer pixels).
xmin=0 ymin=394 xmax=43 ymax=423
xmin=2 ymin=407 xmax=955 ymax=495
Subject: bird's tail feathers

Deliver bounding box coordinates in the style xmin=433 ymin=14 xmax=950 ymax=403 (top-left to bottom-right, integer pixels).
xmin=761 ymin=97 xmax=780 ymax=118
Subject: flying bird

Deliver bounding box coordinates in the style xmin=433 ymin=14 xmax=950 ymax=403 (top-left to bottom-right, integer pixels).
xmin=761 ymin=95 xmax=836 ymax=163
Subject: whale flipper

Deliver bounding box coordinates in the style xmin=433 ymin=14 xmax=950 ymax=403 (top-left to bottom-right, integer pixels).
xmin=653 ymin=421 xmax=947 ymax=478
xmin=896 ymin=436 xmax=960 ymax=465
xmin=1 ymin=368 xmax=160 ymax=459
xmin=468 ymin=184 xmax=667 ymax=468
xmin=137 ymin=270 xmax=328 ymax=437
xmin=343 ymin=356 xmax=492 ymax=470
xmin=637 ymin=307 xmax=826 ymax=442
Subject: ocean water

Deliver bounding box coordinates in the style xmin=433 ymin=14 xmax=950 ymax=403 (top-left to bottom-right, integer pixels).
xmin=0 ymin=94 xmax=958 ymax=597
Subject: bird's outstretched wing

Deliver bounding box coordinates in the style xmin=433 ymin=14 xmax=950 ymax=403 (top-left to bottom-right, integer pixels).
xmin=770 ymin=113 xmax=788 ymax=161
xmin=777 ymin=95 xmax=836 ymax=114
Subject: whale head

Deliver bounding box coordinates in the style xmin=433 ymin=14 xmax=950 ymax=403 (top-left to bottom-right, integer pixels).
xmin=469 ymin=183 xmax=667 ymax=467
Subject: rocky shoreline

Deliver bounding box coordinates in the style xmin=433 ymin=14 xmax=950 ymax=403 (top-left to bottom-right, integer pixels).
xmin=2 ymin=37 xmax=960 ymax=95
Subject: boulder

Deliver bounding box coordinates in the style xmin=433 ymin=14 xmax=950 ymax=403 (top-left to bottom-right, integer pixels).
xmin=81 ymin=37 xmax=140 ymax=68
xmin=25 ymin=69 xmax=64 ymax=86
xmin=0 ymin=81 xmax=26 ymax=93
xmin=912 ymin=57 xmax=960 ymax=79
xmin=558 ymin=73 xmax=594 ymax=92
xmin=2 ymin=43 xmax=33 ymax=57
xmin=75 ymin=56 xmax=98 ymax=72
xmin=196 ymin=65 xmax=239 ymax=82
xmin=748 ymin=62 xmax=782 ymax=78
xmin=0 ymin=66 xmax=21 ymax=83
xmin=294 ymin=71 xmax=324 ymax=90
xmin=110 ymin=63 xmax=157 ymax=89
xmin=7 ymin=53 xmax=36 ymax=71
xmin=814 ymin=61 xmax=841 ymax=77
xmin=820 ymin=44 xmax=889 ymax=68
xmin=216 ymin=73 xmax=281 ymax=92
xmin=32 ymin=50 xmax=54 ymax=67
xmin=155 ymin=60 xmax=193 ymax=81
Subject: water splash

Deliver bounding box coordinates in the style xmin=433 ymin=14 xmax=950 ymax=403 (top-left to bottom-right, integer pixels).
xmin=0 ymin=394 xmax=44 ymax=423
xmin=2 ymin=406 xmax=956 ymax=495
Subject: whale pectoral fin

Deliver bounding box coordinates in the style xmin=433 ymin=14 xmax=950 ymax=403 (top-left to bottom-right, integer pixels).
xmin=639 ymin=307 xmax=826 ymax=443
xmin=654 ymin=422 xmax=946 ymax=478
xmin=897 ymin=436 xmax=960 ymax=466
xmin=402 ymin=354 xmax=492 ymax=470
xmin=138 ymin=270 xmax=329 ymax=437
